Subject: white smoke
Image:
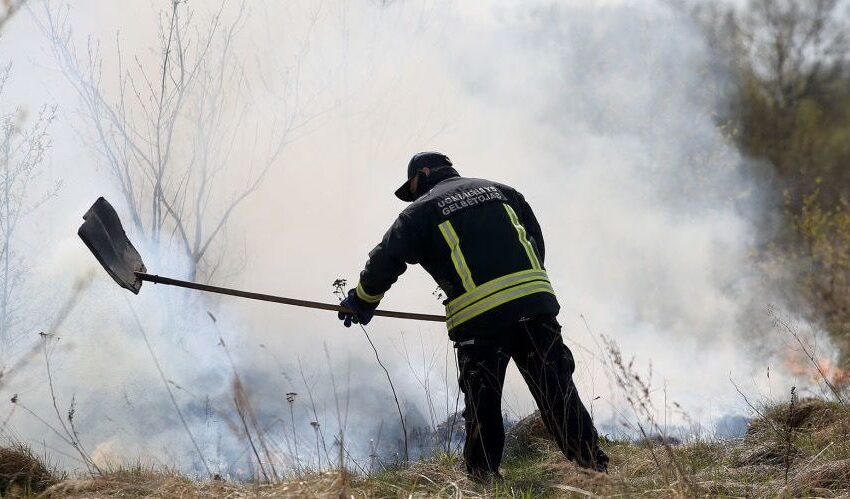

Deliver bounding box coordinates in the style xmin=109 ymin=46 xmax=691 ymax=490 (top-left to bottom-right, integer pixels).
xmin=0 ymin=0 xmax=833 ymax=474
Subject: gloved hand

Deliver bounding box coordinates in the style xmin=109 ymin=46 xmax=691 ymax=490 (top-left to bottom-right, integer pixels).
xmin=338 ymin=289 xmax=378 ymax=327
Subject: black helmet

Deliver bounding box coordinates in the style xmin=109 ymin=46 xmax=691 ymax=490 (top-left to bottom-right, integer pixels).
xmin=394 ymin=152 xmax=452 ymax=201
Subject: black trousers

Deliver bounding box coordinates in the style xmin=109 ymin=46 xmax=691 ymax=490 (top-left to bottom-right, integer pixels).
xmin=456 ymin=315 xmax=608 ymax=474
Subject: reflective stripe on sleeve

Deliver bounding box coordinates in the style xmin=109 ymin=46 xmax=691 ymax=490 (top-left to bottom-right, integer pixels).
xmin=355 ymin=283 xmax=384 ymax=303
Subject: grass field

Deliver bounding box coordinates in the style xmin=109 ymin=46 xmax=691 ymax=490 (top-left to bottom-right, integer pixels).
xmin=1 ymin=397 xmax=848 ymax=497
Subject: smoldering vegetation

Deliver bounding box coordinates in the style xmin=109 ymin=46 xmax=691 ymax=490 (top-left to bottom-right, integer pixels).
xmin=0 ymin=0 xmax=847 ymax=495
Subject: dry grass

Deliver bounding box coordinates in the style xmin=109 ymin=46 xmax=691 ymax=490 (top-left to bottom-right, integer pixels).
xmin=43 ymin=469 xmax=355 ymax=498
xmin=6 ymin=397 xmax=850 ymax=497
xmin=0 ymin=444 xmax=59 ymax=496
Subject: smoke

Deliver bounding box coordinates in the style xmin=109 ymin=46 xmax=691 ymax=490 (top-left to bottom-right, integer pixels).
xmin=0 ymin=0 xmax=836 ymax=474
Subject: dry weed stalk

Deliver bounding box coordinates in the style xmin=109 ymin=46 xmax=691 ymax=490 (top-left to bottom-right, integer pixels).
xmin=399 ymin=334 xmax=441 ymax=433
xmin=162 ymin=371 xmax=286 ymax=477
xmin=209 ymin=313 xmax=301 ymax=478
xmin=601 ymin=335 xmax=698 ymax=496
xmin=298 ymin=357 xmax=332 ymax=468
xmin=333 ymin=278 xmax=409 ymax=462
xmin=399 ymin=332 xmax=463 ymax=459
xmin=232 ymin=377 xmax=272 ymax=482
xmin=9 ymin=397 xmax=91 ymax=471
xmin=321 ymin=344 xmax=350 ymax=496
xmin=221 ymin=337 xmax=280 ymax=481
xmin=310 ymin=421 xmax=322 ymax=470
xmin=771 ymin=308 xmax=845 ymax=403
xmin=0 ymin=266 xmax=91 ymax=394
xmin=730 ymin=377 xmax=780 ymax=433
xmin=286 ymin=392 xmax=300 ymax=469
xmin=125 ymin=296 xmax=212 ymax=476
xmin=39 ymin=333 xmax=100 ymax=476
xmin=783 ymin=386 xmax=797 ymax=485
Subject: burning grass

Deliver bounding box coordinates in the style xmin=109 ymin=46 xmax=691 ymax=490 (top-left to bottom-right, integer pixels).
xmin=5 ymin=397 xmax=850 ymax=497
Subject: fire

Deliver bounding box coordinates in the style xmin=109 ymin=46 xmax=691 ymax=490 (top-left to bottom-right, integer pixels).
xmin=783 ymin=349 xmax=850 ymax=391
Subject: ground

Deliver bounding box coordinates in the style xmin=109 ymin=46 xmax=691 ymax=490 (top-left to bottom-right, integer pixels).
xmin=2 ymin=398 xmax=850 ymax=497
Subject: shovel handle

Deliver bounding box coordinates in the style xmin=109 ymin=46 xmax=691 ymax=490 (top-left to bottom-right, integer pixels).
xmin=136 ymin=273 xmax=446 ymax=323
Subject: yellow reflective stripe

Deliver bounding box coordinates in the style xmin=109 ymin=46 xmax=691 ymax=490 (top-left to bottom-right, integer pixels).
xmin=438 ymin=220 xmax=475 ymax=292
xmin=446 ymin=269 xmax=549 ymax=316
xmin=446 ymin=280 xmax=555 ymax=330
xmin=503 ymin=204 xmax=541 ymax=270
xmin=355 ymin=283 xmax=383 ymax=303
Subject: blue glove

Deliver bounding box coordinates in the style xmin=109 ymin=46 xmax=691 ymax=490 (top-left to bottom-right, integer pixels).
xmin=338 ymin=289 xmax=378 ymax=327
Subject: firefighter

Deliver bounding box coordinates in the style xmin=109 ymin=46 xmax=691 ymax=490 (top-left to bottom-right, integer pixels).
xmin=338 ymin=152 xmax=608 ymax=478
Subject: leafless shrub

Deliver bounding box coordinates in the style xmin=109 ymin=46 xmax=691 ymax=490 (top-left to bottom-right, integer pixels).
xmin=34 ymin=0 xmax=311 ymax=281
xmin=0 ymin=63 xmax=59 ymax=354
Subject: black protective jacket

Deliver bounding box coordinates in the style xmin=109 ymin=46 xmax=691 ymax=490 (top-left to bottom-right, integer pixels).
xmin=356 ymin=168 xmax=559 ymax=341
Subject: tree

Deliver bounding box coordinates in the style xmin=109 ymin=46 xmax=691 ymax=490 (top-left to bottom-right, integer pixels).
xmin=0 ymin=63 xmax=58 ymax=355
xmin=698 ymin=0 xmax=850 ymax=353
xmin=719 ymin=0 xmax=850 ymax=208
xmin=37 ymin=0 xmax=305 ymax=281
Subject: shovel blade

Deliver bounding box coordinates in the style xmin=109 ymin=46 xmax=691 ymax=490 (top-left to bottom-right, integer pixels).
xmin=78 ymin=197 xmax=147 ymax=294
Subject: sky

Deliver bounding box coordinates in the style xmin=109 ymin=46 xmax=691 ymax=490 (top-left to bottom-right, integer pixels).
xmin=0 ymin=0 xmax=836 ymax=474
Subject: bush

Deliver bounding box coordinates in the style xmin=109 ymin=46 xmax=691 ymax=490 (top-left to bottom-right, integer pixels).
xmin=0 ymin=444 xmax=57 ymax=494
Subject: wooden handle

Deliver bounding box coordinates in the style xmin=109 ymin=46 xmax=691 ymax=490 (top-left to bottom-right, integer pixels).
xmin=136 ymin=273 xmax=446 ymax=322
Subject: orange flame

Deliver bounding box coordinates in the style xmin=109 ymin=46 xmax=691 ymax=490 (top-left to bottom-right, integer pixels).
xmin=783 ymin=349 xmax=850 ymax=391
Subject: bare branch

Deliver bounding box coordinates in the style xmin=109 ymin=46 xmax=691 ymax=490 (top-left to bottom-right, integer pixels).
xmin=36 ymin=0 xmax=312 ymax=282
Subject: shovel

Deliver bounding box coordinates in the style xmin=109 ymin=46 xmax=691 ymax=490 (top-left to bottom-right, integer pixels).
xmin=77 ymin=197 xmax=446 ymax=323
